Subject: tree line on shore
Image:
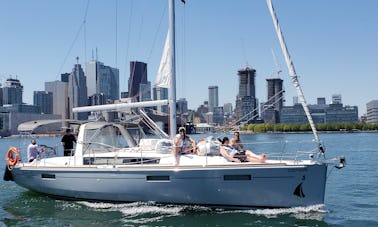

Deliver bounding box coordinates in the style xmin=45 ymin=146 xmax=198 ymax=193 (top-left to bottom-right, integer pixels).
xmin=240 ymin=122 xmax=378 ymax=133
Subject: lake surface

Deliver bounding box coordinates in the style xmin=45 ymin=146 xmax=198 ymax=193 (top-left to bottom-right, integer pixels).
xmin=1 ymin=132 xmax=377 ymax=226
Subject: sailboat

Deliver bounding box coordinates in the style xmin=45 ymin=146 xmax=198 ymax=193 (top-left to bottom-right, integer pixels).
xmin=3 ymin=0 xmax=345 ymax=208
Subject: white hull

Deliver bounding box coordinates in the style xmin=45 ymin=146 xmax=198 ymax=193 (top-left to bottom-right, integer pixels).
xmin=11 ymin=160 xmax=327 ymax=208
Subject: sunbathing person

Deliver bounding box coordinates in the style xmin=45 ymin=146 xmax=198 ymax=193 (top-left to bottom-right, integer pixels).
xmin=220 ymin=137 xmax=266 ymax=163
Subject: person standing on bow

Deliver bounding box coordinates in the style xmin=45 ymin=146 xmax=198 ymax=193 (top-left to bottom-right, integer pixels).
xmin=61 ymin=128 xmax=76 ymax=156
xmin=174 ymin=127 xmax=197 ymax=165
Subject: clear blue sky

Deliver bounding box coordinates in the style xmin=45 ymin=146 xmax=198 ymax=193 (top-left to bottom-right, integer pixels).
xmin=1 ymin=0 xmax=377 ymax=116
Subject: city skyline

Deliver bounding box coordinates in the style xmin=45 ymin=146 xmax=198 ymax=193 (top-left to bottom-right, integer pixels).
xmin=1 ymin=66 xmax=360 ymax=114
xmin=0 ymin=0 xmax=377 ymax=115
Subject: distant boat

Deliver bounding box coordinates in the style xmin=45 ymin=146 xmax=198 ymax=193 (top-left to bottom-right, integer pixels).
xmin=3 ymin=0 xmax=345 ymax=208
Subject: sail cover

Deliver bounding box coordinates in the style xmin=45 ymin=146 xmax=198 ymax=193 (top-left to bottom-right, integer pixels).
xmin=155 ymin=30 xmax=171 ymax=88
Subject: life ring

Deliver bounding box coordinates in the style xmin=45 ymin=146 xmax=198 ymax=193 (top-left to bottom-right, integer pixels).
xmin=6 ymin=146 xmax=19 ymax=167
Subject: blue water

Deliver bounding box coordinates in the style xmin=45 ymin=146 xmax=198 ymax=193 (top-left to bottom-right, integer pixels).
xmin=1 ymin=132 xmax=377 ymax=226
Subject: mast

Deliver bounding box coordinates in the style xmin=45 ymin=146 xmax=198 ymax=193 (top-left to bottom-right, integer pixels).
xmin=266 ymin=0 xmax=321 ymax=147
xmin=168 ymin=0 xmax=177 ymax=137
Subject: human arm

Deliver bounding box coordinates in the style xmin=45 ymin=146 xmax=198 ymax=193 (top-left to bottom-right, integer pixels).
xmin=174 ymin=137 xmax=180 ymax=155
xmin=189 ymin=137 xmax=197 ymax=153
xmin=230 ymin=138 xmax=243 ymax=150
xmin=220 ymin=147 xmax=240 ymax=163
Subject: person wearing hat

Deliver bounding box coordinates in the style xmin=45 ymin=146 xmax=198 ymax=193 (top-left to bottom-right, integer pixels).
xmin=174 ymin=126 xmax=197 ymax=165
xmin=61 ymin=128 xmax=76 ymax=156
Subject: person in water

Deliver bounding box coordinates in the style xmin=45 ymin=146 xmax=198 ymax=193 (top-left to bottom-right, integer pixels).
xmin=220 ymin=137 xmax=266 ymax=163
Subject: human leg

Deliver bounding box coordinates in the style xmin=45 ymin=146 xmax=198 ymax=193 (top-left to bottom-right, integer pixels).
xmin=245 ymin=150 xmax=266 ymax=163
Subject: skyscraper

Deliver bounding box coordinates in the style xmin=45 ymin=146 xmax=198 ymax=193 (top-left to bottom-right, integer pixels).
xmin=234 ymin=67 xmax=258 ymax=123
xmin=208 ymin=86 xmax=218 ymax=113
xmin=2 ymin=77 xmax=23 ymax=105
xmin=153 ymin=86 xmax=168 ymax=114
xmin=0 ymin=86 xmax=3 ymax=106
xmin=68 ymin=59 xmax=88 ymax=120
xmin=86 ymin=60 xmax=119 ymax=104
xmin=129 ymin=61 xmax=148 ymax=102
xmin=140 ymin=82 xmax=151 ymax=101
xmin=45 ymin=80 xmax=68 ymax=119
xmin=33 ymin=91 xmax=53 ymax=114
xmin=262 ymin=78 xmax=284 ymax=123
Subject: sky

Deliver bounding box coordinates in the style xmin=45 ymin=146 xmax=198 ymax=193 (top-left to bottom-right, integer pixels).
xmin=1 ymin=0 xmax=377 ymax=116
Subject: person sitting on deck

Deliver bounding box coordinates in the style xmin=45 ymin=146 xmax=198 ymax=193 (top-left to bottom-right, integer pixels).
xmin=174 ymin=127 xmax=197 ymax=165
xmin=230 ymin=131 xmax=244 ymax=151
xmin=220 ymin=137 xmax=266 ymax=163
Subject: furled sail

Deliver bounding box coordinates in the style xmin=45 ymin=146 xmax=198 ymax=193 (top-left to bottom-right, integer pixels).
xmin=155 ymin=30 xmax=172 ymax=88
xmin=266 ymin=0 xmax=321 ymax=149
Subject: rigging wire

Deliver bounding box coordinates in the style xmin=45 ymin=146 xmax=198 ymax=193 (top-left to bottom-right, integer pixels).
xmin=129 ymin=3 xmax=167 ymax=101
xmin=115 ymin=0 xmax=118 ymax=68
xmin=124 ymin=0 xmax=133 ymax=95
xmin=220 ymin=89 xmax=285 ymax=132
xmin=179 ymin=2 xmax=187 ymax=107
xmin=56 ymin=0 xmax=90 ymax=79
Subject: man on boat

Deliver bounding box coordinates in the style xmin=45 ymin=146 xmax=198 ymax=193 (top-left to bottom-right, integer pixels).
xmin=61 ymin=128 xmax=76 ymax=156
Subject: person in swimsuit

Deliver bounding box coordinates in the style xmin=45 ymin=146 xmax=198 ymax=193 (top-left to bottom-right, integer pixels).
xmin=174 ymin=127 xmax=197 ymax=165
xmin=230 ymin=131 xmax=244 ymax=151
xmin=220 ymin=137 xmax=266 ymax=163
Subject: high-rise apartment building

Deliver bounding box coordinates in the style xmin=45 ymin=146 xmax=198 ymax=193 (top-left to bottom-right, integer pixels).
xmin=367 ymin=100 xmax=378 ymax=123
xmin=2 ymin=77 xmax=23 ymax=105
xmin=86 ymin=60 xmax=119 ymax=104
xmin=262 ymin=78 xmax=283 ymax=123
xmin=234 ymin=67 xmax=258 ymax=123
xmin=208 ymin=86 xmax=218 ymax=113
xmin=33 ymin=91 xmax=53 ymax=114
xmin=129 ymin=61 xmax=148 ymax=102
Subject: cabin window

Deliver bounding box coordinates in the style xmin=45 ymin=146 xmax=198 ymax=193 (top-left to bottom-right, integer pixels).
xmin=146 ymin=175 xmax=170 ymax=181
xmin=223 ymin=175 xmax=252 ymax=181
xmin=84 ymin=125 xmax=129 ymax=154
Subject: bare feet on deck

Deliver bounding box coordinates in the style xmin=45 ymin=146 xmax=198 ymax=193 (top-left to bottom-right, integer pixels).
xmin=259 ymin=153 xmax=267 ymax=163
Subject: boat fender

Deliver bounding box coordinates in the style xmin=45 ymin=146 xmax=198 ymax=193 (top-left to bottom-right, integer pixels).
xmin=6 ymin=146 xmax=19 ymax=168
